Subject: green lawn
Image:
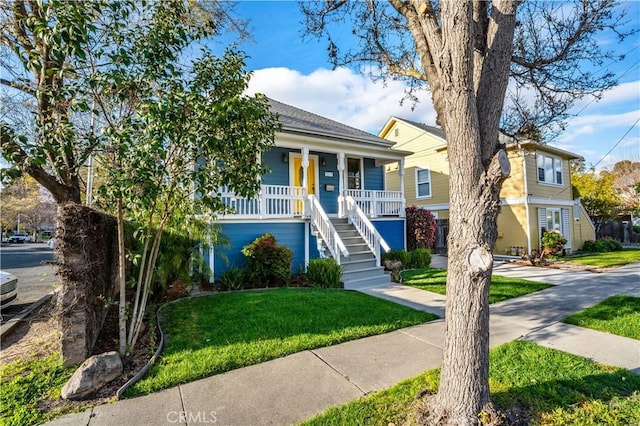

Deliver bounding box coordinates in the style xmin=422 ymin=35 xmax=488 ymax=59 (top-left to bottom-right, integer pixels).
xmin=566 ymin=249 xmax=640 ymax=268
xmin=563 ymin=295 xmax=640 ymax=340
xmin=302 ymin=341 xmax=640 ymax=426
xmin=401 ymin=268 xmax=553 ymax=304
xmin=128 ymin=289 xmax=437 ymax=396
xmin=0 ymin=353 xmax=79 ymax=426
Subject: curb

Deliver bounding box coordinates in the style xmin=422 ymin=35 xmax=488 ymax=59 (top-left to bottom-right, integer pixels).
xmin=0 ymin=291 xmax=54 ymax=339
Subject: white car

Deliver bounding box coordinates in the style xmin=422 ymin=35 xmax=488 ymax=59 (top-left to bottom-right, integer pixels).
xmin=0 ymin=271 xmax=18 ymax=308
xmin=9 ymin=232 xmax=30 ymax=243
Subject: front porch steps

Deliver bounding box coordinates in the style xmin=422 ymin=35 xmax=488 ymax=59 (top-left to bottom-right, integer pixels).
xmin=326 ymin=218 xmax=390 ymax=288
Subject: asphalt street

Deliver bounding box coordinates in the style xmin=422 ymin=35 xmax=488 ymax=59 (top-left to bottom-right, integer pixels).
xmin=0 ymin=243 xmax=57 ymax=322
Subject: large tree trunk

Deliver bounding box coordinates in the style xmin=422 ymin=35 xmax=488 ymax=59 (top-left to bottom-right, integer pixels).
xmin=424 ymin=2 xmax=514 ymax=424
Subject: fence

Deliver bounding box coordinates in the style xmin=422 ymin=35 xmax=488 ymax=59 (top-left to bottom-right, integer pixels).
xmin=597 ymin=221 xmax=640 ymax=244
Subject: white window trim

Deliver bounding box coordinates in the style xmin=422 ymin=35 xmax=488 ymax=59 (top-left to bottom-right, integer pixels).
xmin=536 ymin=153 xmax=564 ymax=186
xmin=415 ymin=167 xmax=432 ymax=199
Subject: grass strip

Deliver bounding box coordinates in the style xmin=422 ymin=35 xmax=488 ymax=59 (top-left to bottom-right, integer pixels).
xmin=563 ymin=295 xmax=640 ymax=340
xmin=566 ymin=249 xmax=640 ymax=268
xmin=303 ymin=340 xmax=640 ymax=425
xmin=401 ymin=268 xmax=553 ymax=304
xmin=129 ymin=288 xmax=436 ymax=396
xmin=0 ymin=353 xmax=79 ymax=426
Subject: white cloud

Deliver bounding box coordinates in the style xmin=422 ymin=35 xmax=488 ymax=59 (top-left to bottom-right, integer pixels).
xmin=247 ymin=67 xmax=438 ymax=134
xmin=570 ymin=80 xmax=640 ymax=111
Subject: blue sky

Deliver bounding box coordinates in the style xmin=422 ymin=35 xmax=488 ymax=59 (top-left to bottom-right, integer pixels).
xmin=211 ymin=1 xmax=640 ymax=171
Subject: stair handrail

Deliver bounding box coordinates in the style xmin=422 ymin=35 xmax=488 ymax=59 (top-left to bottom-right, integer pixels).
xmin=344 ymin=195 xmax=390 ymax=267
xmin=308 ymin=195 xmax=349 ymax=264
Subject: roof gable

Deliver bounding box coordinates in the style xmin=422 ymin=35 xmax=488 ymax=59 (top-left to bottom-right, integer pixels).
xmin=269 ymin=98 xmax=394 ymax=148
xmin=383 ymin=117 xmax=582 ymax=161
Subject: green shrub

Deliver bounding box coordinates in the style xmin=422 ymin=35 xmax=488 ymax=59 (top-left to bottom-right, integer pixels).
xmin=582 ymin=238 xmax=623 ymax=253
xmin=242 ymin=234 xmax=293 ymax=287
xmin=409 ymin=248 xmax=432 ymax=268
xmin=306 ymin=258 xmax=343 ymax=288
xmin=219 ymin=267 xmax=246 ymax=291
xmin=381 ymin=249 xmax=411 ymax=267
xmin=582 ymin=240 xmax=596 ymax=252
xmin=541 ymin=231 xmax=567 ymax=258
xmin=633 ymin=225 xmax=640 ymax=233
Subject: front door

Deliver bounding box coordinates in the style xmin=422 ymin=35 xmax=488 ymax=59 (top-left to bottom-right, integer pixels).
xmin=291 ymin=154 xmax=318 ymax=215
xmin=291 ymin=155 xmax=317 ymax=195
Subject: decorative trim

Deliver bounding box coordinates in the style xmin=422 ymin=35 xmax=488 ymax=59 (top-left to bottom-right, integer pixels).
xmin=502 ymin=197 xmax=575 ymax=207
xmin=416 ymin=203 xmax=449 ymax=211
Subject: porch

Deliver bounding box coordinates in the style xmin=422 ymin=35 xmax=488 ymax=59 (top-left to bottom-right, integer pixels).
xmin=218 ymin=184 xmax=405 ymax=220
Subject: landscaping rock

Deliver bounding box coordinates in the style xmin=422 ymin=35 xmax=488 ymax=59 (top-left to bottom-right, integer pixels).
xmin=61 ymin=351 xmax=123 ymax=400
xmin=382 ymin=260 xmax=402 ymax=271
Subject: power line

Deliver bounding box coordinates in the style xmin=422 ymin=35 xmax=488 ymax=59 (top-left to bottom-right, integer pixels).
xmin=591 ymin=117 xmax=640 ymax=170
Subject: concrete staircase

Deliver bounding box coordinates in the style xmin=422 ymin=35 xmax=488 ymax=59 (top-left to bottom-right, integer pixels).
xmin=328 ymin=218 xmax=390 ymax=289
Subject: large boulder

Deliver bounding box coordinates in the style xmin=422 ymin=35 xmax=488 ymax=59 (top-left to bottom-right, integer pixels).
xmin=61 ymin=351 xmax=123 ymax=400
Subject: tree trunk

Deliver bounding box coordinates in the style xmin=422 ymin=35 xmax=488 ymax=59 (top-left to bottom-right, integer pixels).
xmin=427 ymin=125 xmax=500 ymax=425
xmin=427 ymin=2 xmax=510 ymax=425
xmin=117 ymin=200 xmax=128 ymax=357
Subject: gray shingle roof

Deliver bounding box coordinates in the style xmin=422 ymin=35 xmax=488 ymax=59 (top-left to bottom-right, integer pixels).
xmin=268 ymin=98 xmax=394 ymax=147
xmin=399 ymin=118 xmax=446 ymax=140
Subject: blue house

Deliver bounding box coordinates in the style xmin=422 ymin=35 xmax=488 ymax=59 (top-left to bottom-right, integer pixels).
xmin=206 ymin=99 xmax=411 ymax=288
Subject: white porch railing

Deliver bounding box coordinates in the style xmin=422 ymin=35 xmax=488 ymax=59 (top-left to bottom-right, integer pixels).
xmin=342 ymin=189 xmax=405 ymax=217
xmin=308 ymin=195 xmax=349 ymax=264
xmin=344 ymin=196 xmax=390 ymax=267
xmin=219 ymin=184 xmax=306 ymax=218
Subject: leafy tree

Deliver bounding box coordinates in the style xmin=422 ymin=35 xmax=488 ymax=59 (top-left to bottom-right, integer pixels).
xmin=0 ymin=175 xmax=56 ymax=236
xmin=58 ymin=1 xmax=279 ymax=356
xmin=611 ymin=160 xmax=640 ymax=213
xmin=300 ymin=0 xmax=635 ymax=422
xmin=0 ymin=0 xmax=276 ymax=360
xmin=1 ymin=175 xmax=39 ymax=232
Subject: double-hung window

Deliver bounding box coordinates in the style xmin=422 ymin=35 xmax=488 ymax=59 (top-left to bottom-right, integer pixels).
xmin=415 ymin=168 xmax=431 ymax=198
xmin=537 ymin=153 xmax=563 ymax=185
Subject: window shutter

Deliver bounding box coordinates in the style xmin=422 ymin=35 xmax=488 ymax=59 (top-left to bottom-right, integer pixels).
xmin=562 ymin=208 xmax=572 ymax=249
xmin=537 ymin=208 xmax=547 ymax=249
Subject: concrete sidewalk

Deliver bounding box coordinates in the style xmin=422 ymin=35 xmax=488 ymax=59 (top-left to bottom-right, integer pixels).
xmin=46 ymin=260 xmax=640 ymax=426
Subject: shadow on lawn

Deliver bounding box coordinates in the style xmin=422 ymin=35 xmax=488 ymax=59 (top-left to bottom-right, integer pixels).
xmin=492 ymin=370 xmax=640 ymax=415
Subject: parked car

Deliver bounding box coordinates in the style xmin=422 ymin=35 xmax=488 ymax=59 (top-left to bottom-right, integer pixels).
xmin=9 ymin=232 xmax=31 ymax=243
xmin=0 ymin=271 xmax=18 ymax=308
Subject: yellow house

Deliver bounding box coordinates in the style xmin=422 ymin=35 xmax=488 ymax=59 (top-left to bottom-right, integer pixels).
xmin=380 ymin=117 xmax=595 ymax=255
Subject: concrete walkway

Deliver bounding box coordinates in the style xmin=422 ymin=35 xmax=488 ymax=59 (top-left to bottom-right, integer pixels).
xmin=46 ymin=259 xmax=640 ymax=426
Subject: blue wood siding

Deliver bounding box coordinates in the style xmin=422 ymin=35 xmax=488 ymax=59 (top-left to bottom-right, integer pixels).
xmin=261 ymin=147 xmax=290 ymax=186
xmin=209 ymin=222 xmax=307 ymax=278
xmin=364 ymin=158 xmax=384 ymax=190
xmin=372 ymin=219 xmax=405 ymax=250
xmin=313 ymin=152 xmax=339 ymax=215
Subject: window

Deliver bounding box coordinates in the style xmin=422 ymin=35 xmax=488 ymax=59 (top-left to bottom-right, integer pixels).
xmin=537 ymin=153 xmax=563 ymax=185
xmin=347 ymin=158 xmax=361 ymax=190
xmin=546 ymin=208 xmax=562 ymax=234
xmin=415 ymin=168 xmax=431 ymax=198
